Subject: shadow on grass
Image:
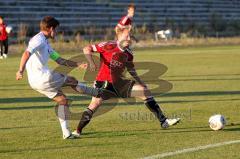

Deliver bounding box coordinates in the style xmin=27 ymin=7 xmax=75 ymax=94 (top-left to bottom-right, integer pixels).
xmin=224 ymin=124 xmax=240 ymax=131
xmin=224 ymin=127 xmax=240 ymax=131
xmin=80 ymin=126 xmax=216 ymax=139
xmin=169 ymin=78 xmax=240 ymax=82
xmin=165 ymin=73 xmax=240 ymax=78
xmin=160 ymin=128 xmax=212 ymax=134
xmin=81 ymin=128 xmax=159 ymax=139
xmin=0 ymin=97 xmax=240 ymax=111
xmin=0 ymin=126 xmax=33 ymax=130
xmin=160 ymin=124 xmax=240 ymax=134
xmin=161 ymin=90 xmax=240 ymax=97
xmin=0 ymin=96 xmax=91 ymax=104
xmin=1 ymin=90 xmax=240 ymax=105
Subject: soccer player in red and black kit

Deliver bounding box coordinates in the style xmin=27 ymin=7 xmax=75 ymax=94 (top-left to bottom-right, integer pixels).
xmin=0 ymin=16 xmax=8 ymax=59
xmin=72 ymin=29 xmax=180 ymax=137
xmin=115 ymin=4 xmax=135 ymax=34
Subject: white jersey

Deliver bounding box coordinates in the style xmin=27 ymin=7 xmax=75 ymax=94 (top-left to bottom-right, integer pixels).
xmin=26 ymin=32 xmax=65 ymax=95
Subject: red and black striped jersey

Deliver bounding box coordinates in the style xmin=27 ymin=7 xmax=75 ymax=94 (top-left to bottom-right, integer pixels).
xmin=91 ymin=41 xmax=134 ymax=83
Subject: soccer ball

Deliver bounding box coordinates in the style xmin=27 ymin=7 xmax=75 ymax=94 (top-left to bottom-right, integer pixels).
xmin=208 ymin=114 xmax=226 ymax=131
xmin=6 ymin=26 xmax=13 ymax=34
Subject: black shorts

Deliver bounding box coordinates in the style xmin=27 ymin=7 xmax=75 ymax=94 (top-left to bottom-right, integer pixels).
xmin=94 ymin=79 xmax=135 ymax=99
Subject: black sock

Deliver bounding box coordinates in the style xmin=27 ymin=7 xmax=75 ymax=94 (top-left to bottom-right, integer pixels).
xmin=144 ymin=97 xmax=167 ymax=123
xmin=77 ymin=108 xmax=93 ymax=134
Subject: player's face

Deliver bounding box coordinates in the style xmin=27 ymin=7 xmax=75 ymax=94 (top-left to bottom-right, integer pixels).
xmin=49 ymin=27 xmax=58 ymax=39
xmin=120 ymin=40 xmax=131 ymax=48
xmin=128 ymin=8 xmax=135 ymax=17
xmin=118 ymin=32 xmax=131 ymax=48
xmin=0 ymin=18 xmax=3 ymax=24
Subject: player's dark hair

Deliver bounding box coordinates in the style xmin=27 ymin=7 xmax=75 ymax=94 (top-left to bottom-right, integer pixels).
xmin=0 ymin=16 xmax=4 ymax=19
xmin=128 ymin=3 xmax=135 ymax=9
xmin=40 ymin=16 xmax=59 ymax=31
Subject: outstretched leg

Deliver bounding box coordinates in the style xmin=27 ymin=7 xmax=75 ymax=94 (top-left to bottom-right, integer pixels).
xmin=63 ymin=76 xmax=100 ymax=96
xmin=63 ymin=76 xmax=113 ymax=99
xmin=130 ymin=84 xmax=180 ymax=128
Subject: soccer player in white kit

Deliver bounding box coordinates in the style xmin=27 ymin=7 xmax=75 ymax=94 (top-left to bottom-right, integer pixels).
xmin=16 ymin=16 xmax=108 ymax=139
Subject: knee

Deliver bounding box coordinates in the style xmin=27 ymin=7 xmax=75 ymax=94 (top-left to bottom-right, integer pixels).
xmin=67 ymin=76 xmax=78 ymax=87
xmin=68 ymin=76 xmax=77 ymax=83
xmin=57 ymin=97 xmax=69 ymax=105
xmin=90 ymin=99 xmax=102 ymax=107
xmin=132 ymin=85 xmax=152 ymax=100
xmin=134 ymin=85 xmax=147 ymax=92
xmin=88 ymin=98 xmax=102 ymax=110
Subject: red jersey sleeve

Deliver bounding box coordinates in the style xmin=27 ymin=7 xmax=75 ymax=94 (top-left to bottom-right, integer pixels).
xmin=117 ymin=15 xmax=132 ymax=29
xmin=91 ymin=42 xmax=107 ymax=54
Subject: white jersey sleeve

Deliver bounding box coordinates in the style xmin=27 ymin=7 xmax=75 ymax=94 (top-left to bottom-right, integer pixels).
xmin=26 ymin=36 xmax=44 ymax=54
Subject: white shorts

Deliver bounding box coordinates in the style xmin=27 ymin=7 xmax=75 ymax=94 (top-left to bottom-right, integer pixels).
xmin=30 ymin=72 xmax=67 ymax=99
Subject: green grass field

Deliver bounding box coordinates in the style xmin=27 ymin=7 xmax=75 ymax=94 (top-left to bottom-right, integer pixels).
xmin=1 ymin=45 xmax=240 ymax=159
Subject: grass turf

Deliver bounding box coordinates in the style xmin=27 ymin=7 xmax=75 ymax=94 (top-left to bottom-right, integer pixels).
xmin=0 ymin=45 xmax=240 ymax=159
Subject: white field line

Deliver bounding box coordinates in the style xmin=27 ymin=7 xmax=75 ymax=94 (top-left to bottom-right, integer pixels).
xmin=142 ymin=139 xmax=240 ymax=159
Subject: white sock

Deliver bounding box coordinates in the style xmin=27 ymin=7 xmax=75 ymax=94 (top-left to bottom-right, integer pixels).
xmin=57 ymin=105 xmax=71 ymax=138
xmin=76 ymin=81 xmax=99 ymax=97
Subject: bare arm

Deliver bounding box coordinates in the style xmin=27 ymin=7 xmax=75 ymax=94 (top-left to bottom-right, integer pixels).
xmin=55 ymin=57 xmax=87 ymax=69
xmin=83 ymin=46 xmax=97 ymax=71
xmin=115 ymin=25 xmax=131 ymax=34
xmin=128 ymin=67 xmax=147 ymax=88
xmin=16 ymin=50 xmax=31 ymax=80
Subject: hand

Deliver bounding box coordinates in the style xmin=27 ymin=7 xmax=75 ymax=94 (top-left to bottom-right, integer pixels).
xmin=89 ymin=62 xmax=97 ymax=71
xmin=16 ymin=70 xmax=23 ymax=80
xmin=77 ymin=62 xmax=88 ymax=70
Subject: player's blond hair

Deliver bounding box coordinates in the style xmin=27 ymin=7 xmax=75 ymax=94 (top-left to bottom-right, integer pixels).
xmin=116 ymin=28 xmax=130 ymax=39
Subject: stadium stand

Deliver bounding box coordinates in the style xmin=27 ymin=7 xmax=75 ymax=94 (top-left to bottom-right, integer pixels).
xmin=0 ymin=0 xmax=240 ymax=41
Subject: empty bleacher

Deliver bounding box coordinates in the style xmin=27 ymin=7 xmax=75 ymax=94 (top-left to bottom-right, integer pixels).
xmin=0 ymin=0 xmax=240 ymax=40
